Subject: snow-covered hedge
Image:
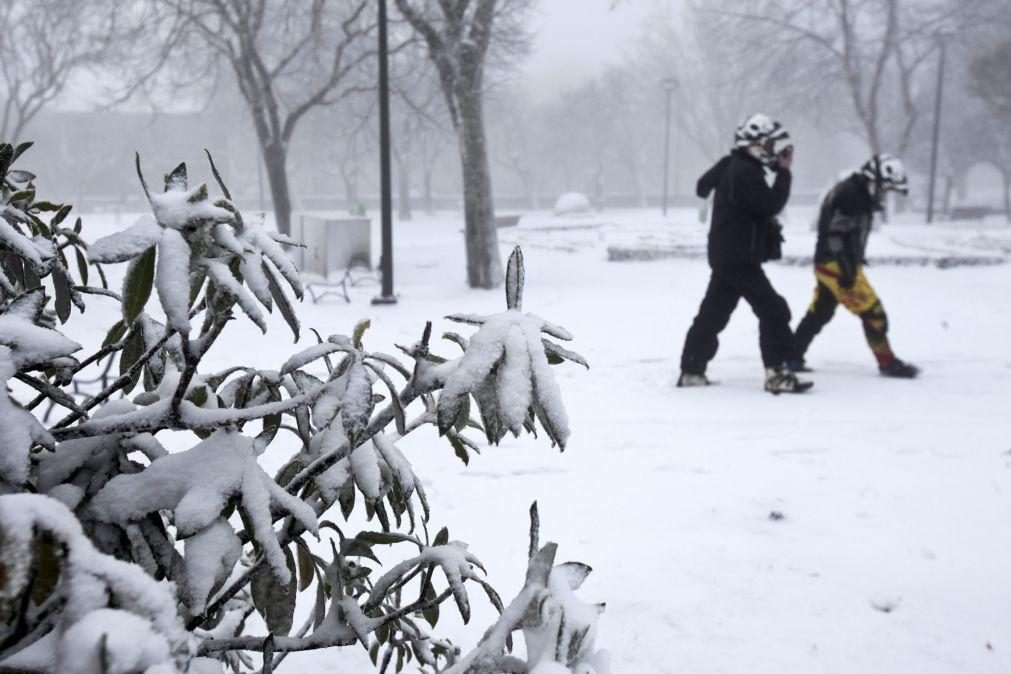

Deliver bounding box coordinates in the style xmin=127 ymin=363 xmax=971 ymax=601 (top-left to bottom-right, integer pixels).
xmin=0 ymin=145 xmax=608 ymax=673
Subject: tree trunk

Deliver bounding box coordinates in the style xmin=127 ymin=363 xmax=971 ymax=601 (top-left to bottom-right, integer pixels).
xmin=631 ymin=160 xmax=647 ymax=209
xmin=522 ymin=173 xmax=539 ymax=210
xmin=397 ymin=157 xmax=412 ymax=221
xmin=423 ymin=168 xmax=435 ymax=215
xmin=456 ymin=91 xmax=502 ymax=288
xmin=262 ymin=141 xmax=293 ymax=236
xmin=1002 ymin=168 xmax=1010 ymax=224
xmin=341 ymin=165 xmax=359 ymax=214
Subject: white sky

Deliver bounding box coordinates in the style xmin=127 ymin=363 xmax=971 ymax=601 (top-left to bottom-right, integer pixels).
xmin=520 ymin=0 xmax=675 ymax=101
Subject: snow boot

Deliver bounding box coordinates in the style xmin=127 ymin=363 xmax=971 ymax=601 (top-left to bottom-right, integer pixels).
xmin=880 ymin=358 xmax=919 ymax=379
xmin=677 ymin=372 xmax=711 ymax=387
xmin=764 ymin=366 xmax=813 ymax=394
xmin=786 ymin=358 xmax=813 ymax=373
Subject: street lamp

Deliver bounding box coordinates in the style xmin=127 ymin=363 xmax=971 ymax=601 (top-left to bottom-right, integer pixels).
xmin=372 ymin=0 xmax=397 ymax=305
xmin=926 ymin=35 xmax=947 ymax=224
xmin=660 ymin=76 xmax=679 ymax=217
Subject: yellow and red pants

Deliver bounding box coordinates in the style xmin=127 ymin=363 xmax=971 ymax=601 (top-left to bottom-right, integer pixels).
xmin=793 ymin=261 xmax=895 ymax=367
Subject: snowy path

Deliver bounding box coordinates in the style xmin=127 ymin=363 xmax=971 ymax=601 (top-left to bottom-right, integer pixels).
xmin=75 ymin=210 xmax=1011 ymax=673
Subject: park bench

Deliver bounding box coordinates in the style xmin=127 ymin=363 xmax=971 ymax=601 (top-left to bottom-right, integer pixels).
xmin=294 ymin=214 xmax=376 ymax=302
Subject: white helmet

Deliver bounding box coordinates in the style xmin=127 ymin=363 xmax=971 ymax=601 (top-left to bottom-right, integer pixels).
xmin=734 ymin=113 xmax=790 ymax=148
xmin=861 ymin=154 xmax=909 ymax=195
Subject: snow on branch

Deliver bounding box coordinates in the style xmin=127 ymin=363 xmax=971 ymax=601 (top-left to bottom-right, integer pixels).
xmin=0 ymin=148 xmax=601 ymax=674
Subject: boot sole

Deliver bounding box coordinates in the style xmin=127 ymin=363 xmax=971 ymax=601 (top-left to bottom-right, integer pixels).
xmin=765 ymin=381 xmax=814 ymax=395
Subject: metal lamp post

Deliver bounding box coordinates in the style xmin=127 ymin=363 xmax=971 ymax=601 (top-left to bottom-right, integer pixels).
xmin=660 ymin=76 xmax=679 ymax=217
xmin=372 ymin=0 xmax=397 ymax=304
xmin=926 ymin=36 xmax=947 ymax=225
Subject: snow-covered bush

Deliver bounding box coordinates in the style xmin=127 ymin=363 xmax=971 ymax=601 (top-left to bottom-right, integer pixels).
xmin=552 ymin=193 xmax=592 ymax=217
xmin=0 ymin=146 xmax=608 ymax=673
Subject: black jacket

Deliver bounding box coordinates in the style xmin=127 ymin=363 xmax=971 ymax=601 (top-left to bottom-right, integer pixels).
xmin=697 ymin=149 xmax=792 ymax=267
xmin=814 ymin=173 xmax=876 ymax=281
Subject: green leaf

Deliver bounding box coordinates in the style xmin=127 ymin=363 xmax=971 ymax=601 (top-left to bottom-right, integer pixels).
xmin=275 ymin=460 xmax=301 ymax=488
xmin=122 ymin=246 xmax=156 ymax=324
xmin=187 ymin=183 xmax=208 ymax=203
xmin=185 ymin=386 xmax=208 ymax=407
xmin=204 ymin=149 xmax=232 ymax=199
xmin=74 ymin=248 xmax=89 ymax=286
xmin=352 ymin=319 xmax=371 ymax=348
xmin=340 ymin=537 xmax=381 ymax=564
xmin=505 ymin=246 xmax=524 ymax=310
xmin=0 ymin=143 xmax=13 ymax=175
xmin=188 ymin=266 xmax=206 ymax=307
xmin=356 ymin=531 xmax=419 ymax=546
xmin=264 ymin=261 xmax=299 ymax=341
xmin=53 ymin=268 xmax=72 ymax=323
xmin=422 ymin=580 xmax=439 ymax=627
xmin=259 ymin=411 xmax=281 ymax=446
xmin=338 ymin=478 xmax=356 ymax=519
xmin=30 ymin=533 xmax=62 ymax=605
xmin=447 ymin=433 xmax=469 ymax=466
xmin=453 ymin=396 xmax=470 ymax=433
xmin=10 ymin=187 xmax=36 ymax=204
xmin=135 ymin=152 xmax=152 ymax=203
xmin=433 ymin=527 xmax=449 ymax=547
xmin=102 ymin=320 xmax=127 ymax=348
xmin=119 ymin=329 xmax=145 ymax=394
xmin=250 ymin=548 xmax=297 ymax=636
xmin=164 ymin=162 xmax=187 ymax=191
xmin=365 ymin=363 xmax=406 ymax=436
xmin=51 ymin=204 xmax=72 ymax=226
xmin=11 ymin=141 xmax=32 ymax=162
xmin=295 ymin=541 xmax=315 ymax=592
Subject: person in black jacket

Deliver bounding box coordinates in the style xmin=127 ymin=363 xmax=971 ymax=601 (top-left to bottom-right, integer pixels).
xmin=678 ymin=114 xmax=812 ymax=394
xmin=791 ymin=155 xmax=919 ymax=378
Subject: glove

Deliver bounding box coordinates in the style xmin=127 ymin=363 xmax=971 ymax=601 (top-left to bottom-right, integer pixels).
xmin=839 ymin=272 xmax=856 ymax=290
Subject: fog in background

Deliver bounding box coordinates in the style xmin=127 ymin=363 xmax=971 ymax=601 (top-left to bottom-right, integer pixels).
xmin=6 ymin=0 xmax=1011 ymax=220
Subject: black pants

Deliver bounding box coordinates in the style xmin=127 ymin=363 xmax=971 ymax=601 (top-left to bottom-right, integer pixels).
xmin=680 ymin=264 xmax=795 ymax=374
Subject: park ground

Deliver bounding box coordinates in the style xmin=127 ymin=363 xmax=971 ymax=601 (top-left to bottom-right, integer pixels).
xmin=76 ymin=206 xmax=1011 ymax=673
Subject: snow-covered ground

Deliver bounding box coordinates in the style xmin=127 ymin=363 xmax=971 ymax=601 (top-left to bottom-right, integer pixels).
xmin=72 ymin=207 xmax=1011 ymax=673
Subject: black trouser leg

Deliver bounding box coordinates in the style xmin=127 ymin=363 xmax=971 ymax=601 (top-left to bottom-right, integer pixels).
xmin=729 ymin=265 xmax=796 ymax=368
xmin=794 ymin=282 xmax=838 ymax=360
xmin=680 ymin=272 xmax=741 ymax=375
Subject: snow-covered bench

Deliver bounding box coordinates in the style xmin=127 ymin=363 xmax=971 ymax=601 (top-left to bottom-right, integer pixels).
xmin=294 ymin=214 xmax=375 ymax=302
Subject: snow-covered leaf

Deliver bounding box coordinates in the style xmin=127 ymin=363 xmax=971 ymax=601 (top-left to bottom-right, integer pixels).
xmin=156 ymin=228 xmax=192 ymax=335
xmin=88 ymin=217 xmax=163 ymax=264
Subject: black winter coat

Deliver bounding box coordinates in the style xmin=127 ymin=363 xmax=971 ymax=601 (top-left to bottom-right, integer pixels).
xmin=814 ymin=173 xmax=876 ymax=281
xmin=696 ymin=149 xmax=792 ymax=267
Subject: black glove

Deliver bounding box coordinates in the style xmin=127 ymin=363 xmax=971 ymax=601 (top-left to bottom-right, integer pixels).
xmin=839 ymin=271 xmax=856 ymax=290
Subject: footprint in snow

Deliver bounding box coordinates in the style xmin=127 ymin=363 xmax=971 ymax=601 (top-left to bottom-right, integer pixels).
xmin=870 ymin=596 xmax=901 ymax=613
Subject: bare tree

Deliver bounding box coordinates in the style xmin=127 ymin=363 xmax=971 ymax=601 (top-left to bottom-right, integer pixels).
xmin=0 ymin=0 xmax=138 ymax=143
xmin=389 ymin=43 xmax=449 ymax=222
xmin=392 ymin=0 xmax=532 ymax=288
xmin=489 ymin=90 xmax=543 ymax=210
xmin=157 ymin=0 xmax=375 ymax=235
xmin=970 ymin=40 xmax=1011 ymax=117
xmin=707 ymin=0 xmax=990 ymax=156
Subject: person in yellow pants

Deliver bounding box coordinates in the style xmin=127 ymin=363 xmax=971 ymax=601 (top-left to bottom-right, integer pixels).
xmin=791 ymin=155 xmax=919 ymax=378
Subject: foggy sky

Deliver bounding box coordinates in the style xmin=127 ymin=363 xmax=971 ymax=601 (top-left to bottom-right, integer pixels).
xmin=521 ymin=0 xmax=677 ymax=101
